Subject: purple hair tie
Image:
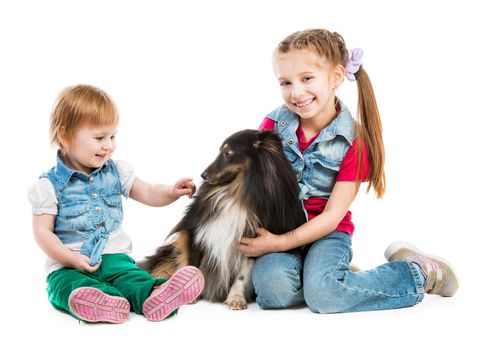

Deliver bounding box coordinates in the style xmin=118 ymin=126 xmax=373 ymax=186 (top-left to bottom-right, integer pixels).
xmin=345 ymin=48 xmax=363 ymax=81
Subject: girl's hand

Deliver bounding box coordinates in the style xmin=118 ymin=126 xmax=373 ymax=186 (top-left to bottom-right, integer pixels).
xmin=239 ymin=228 xmax=281 ymax=257
xmin=70 ymin=254 xmax=100 ymax=273
xmin=171 ymin=178 xmax=196 ymax=199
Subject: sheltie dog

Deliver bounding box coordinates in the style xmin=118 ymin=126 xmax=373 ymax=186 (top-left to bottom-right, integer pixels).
xmin=138 ymin=130 xmax=306 ymax=309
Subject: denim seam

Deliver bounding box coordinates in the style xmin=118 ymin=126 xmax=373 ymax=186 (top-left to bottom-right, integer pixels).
xmin=288 ymin=254 xmax=301 ymax=282
xmin=278 ymin=254 xmax=302 ymax=307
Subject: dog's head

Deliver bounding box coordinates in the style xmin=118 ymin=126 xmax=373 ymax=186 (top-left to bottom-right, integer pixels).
xmin=201 ymin=129 xmax=284 ymax=186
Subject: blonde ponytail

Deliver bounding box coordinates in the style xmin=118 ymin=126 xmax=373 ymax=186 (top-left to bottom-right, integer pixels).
xmin=354 ymin=67 xmax=385 ymax=198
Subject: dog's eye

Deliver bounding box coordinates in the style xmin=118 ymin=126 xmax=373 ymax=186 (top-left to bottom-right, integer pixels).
xmin=223 ymin=149 xmax=233 ymax=159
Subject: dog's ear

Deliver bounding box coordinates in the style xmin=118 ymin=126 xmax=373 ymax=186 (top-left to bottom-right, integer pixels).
xmin=254 ymin=131 xmax=279 ymax=149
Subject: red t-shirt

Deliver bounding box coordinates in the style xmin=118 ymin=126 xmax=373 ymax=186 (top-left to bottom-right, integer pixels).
xmin=259 ymin=117 xmax=370 ymax=235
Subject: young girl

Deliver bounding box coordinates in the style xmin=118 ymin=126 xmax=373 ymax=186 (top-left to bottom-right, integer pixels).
xmin=28 ymin=85 xmax=204 ymax=323
xmin=239 ymin=29 xmax=458 ymax=313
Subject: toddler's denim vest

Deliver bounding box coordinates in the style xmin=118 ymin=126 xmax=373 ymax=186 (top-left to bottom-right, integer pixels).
xmin=41 ymin=156 xmax=124 ymax=266
xmin=267 ymin=101 xmax=357 ymax=200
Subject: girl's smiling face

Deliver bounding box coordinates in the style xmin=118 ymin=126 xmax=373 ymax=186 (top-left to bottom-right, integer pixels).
xmin=274 ymin=49 xmax=343 ymax=124
xmin=62 ymin=124 xmax=117 ymax=174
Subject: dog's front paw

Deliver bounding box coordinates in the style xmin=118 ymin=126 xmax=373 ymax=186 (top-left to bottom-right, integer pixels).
xmin=225 ymin=295 xmax=247 ymax=310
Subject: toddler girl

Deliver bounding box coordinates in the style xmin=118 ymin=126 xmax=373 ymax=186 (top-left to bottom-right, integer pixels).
xmin=28 ymin=84 xmax=204 ymax=323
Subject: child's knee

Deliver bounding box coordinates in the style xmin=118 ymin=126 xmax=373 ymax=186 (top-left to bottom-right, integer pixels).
xmin=304 ymin=276 xmax=348 ymax=314
xmin=252 ymin=254 xmax=302 ymax=309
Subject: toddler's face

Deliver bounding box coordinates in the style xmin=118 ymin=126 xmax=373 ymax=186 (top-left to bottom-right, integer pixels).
xmin=63 ymin=124 xmax=117 ymax=174
xmin=274 ymin=49 xmax=341 ymax=122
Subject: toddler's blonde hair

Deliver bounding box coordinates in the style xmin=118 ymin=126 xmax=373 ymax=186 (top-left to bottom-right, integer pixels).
xmin=50 ymin=84 xmax=119 ymax=153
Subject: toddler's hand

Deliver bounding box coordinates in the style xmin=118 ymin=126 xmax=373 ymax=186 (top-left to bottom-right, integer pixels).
xmin=71 ymin=254 xmax=100 ymax=273
xmin=171 ymin=178 xmax=196 ymax=199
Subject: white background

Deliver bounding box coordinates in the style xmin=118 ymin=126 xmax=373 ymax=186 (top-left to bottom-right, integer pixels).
xmin=1 ymin=0 xmax=481 ymax=349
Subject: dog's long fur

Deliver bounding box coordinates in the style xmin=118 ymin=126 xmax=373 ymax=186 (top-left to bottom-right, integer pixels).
xmin=138 ymin=130 xmax=306 ymax=309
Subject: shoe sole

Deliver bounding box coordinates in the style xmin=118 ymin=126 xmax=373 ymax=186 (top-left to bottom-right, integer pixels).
xmin=384 ymin=241 xmax=459 ymax=296
xmin=68 ymin=287 xmax=130 ymax=323
xmin=143 ymin=266 xmax=204 ymax=321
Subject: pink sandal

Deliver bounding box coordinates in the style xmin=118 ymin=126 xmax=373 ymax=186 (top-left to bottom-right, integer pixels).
xmin=68 ymin=287 xmax=130 ymax=323
xmin=143 ymin=266 xmax=204 ymax=321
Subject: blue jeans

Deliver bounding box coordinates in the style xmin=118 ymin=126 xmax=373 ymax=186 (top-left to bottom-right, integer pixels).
xmin=252 ymin=231 xmax=425 ymax=313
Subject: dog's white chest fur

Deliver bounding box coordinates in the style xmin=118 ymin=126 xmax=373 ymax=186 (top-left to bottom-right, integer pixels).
xmin=195 ymin=196 xmax=247 ymax=266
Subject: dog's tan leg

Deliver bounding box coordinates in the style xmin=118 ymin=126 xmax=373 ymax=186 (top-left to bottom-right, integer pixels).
xmin=150 ymin=230 xmax=191 ymax=279
xmin=225 ymin=258 xmax=254 ymax=310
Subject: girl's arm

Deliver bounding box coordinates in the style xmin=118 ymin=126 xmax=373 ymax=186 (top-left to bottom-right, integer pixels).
xmin=129 ymin=177 xmax=196 ymax=207
xmin=280 ymin=180 xmax=360 ymax=250
xmin=32 ymin=214 xmax=99 ymax=272
xmin=239 ymin=181 xmax=360 ymax=257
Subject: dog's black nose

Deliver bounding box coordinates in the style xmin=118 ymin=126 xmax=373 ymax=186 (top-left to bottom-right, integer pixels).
xmin=201 ymin=171 xmax=207 ymax=180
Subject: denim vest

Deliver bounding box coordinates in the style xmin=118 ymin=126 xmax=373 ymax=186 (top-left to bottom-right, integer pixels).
xmin=267 ymin=101 xmax=357 ymax=200
xmin=40 ymin=155 xmax=124 ymax=266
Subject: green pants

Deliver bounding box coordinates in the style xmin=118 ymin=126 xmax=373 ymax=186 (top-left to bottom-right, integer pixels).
xmin=46 ymin=253 xmax=166 ymax=317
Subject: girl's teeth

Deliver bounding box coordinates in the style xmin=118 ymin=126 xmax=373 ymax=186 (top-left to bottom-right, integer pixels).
xmin=297 ymin=99 xmax=313 ymax=107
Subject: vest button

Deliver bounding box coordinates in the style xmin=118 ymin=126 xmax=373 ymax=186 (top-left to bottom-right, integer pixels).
xmin=95 ymin=206 xmax=102 ymax=212
xmin=91 ymin=193 xmax=98 ymax=199
xmin=88 ymin=177 xmax=94 ymax=182
xmin=280 ymin=121 xmax=286 ymax=126
xmin=288 ymin=139 xmax=294 ymax=145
